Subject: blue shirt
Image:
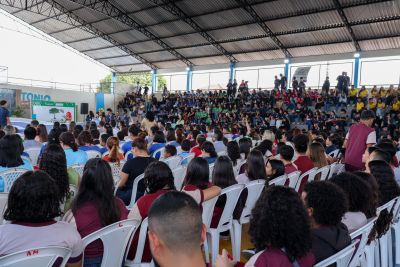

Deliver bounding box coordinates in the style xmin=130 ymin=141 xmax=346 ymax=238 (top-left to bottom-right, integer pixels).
xmin=122 ymin=141 xmax=133 ymax=154
xmin=64 ymin=148 xmax=88 ymax=167
xmin=167 ymin=141 xmax=180 ymax=147
xmin=0 ymin=107 xmax=9 ymax=127
xmin=78 ymin=145 xmax=102 ymax=153
xmin=149 ymin=143 xmax=166 ymax=159
xmin=0 ymin=159 xmax=33 ymax=192
xmin=205 ymin=157 xmax=217 ymax=165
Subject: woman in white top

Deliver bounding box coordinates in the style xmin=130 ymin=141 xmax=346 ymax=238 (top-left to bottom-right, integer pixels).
xmin=236 ymin=150 xmax=267 ymax=184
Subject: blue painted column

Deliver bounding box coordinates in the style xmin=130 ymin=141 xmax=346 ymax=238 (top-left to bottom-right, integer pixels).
xmin=186 ymin=66 xmax=193 ymax=93
xmin=354 ymin=54 xmax=361 ymax=88
xmin=111 ymin=72 xmax=117 ymax=94
xmin=229 ymin=62 xmax=236 ymax=81
xmin=151 ymin=69 xmax=157 ymax=94
xmin=284 ymin=60 xmax=290 ymax=91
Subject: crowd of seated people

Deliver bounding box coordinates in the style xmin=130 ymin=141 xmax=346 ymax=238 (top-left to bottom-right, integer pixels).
xmin=0 ymin=79 xmax=400 ymax=267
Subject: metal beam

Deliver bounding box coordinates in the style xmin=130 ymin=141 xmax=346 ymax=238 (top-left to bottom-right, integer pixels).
xmin=0 ymin=0 xmax=157 ymax=69
xmin=65 ymin=0 xmax=193 ymax=66
xmin=147 ymin=0 xmax=238 ymax=63
xmin=234 ymin=0 xmax=292 ymax=57
xmin=332 ymin=0 xmax=361 ymax=51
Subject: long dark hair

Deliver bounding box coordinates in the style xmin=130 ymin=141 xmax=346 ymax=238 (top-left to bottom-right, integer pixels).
xmin=60 ymin=132 xmax=78 ymax=151
xmin=0 ymin=134 xmax=24 ymax=168
xmin=144 ymin=161 xmax=176 ymax=193
xmin=227 ymin=141 xmax=241 ymax=166
xmin=368 ymin=160 xmax=400 ymax=205
xmin=246 ymin=150 xmax=267 ymax=181
xmin=4 ymin=171 xmax=61 ymax=222
xmin=212 ymin=156 xmax=237 ymax=189
xmin=72 ymin=158 xmax=120 ymax=226
xmin=39 ymin=144 xmax=70 ymax=203
xmin=267 ymin=159 xmax=285 ymax=180
xmin=37 ymin=124 xmax=48 ymax=142
xmin=201 ymin=141 xmax=217 ymax=158
xmin=184 ymin=157 xmax=209 ymax=190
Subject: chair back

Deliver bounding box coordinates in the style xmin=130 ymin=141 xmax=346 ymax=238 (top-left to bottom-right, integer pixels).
xmin=0 ymin=192 xmax=8 ymax=224
xmin=125 ymin=152 xmax=134 ymax=161
xmin=180 ymin=153 xmax=195 ymax=166
xmin=152 ymin=147 xmax=165 ymax=160
xmin=162 ymin=156 xmax=181 ymax=170
xmin=315 ymin=165 xmax=331 ymax=181
xmin=327 ymin=162 xmax=338 ymax=179
xmin=348 ymin=217 xmax=377 ymax=267
xmin=25 ymin=148 xmax=41 ymax=165
xmin=295 ymin=167 xmax=317 ymax=193
xmin=217 ymin=151 xmax=227 ymax=157
xmin=268 ymin=175 xmax=287 ymax=186
xmin=0 ymin=246 xmax=72 ymax=267
xmin=202 ymin=197 xmax=219 ymax=228
xmin=109 ymin=161 xmax=125 ymax=188
xmin=131 ymin=218 xmax=149 ymax=265
xmin=215 ymin=184 xmax=244 ymax=232
xmin=328 ymin=149 xmax=341 ymax=158
xmin=127 ymin=173 xmax=145 ymax=209
xmin=86 ymin=150 xmax=102 ymax=159
xmin=70 ymin=164 xmax=85 ymax=177
xmin=377 ymin=197 xmax=397 ymax=216
xmin=83 ymin=219 xmax=139 ymax=267
xmin=0 ymin=168 xmax=30 ymax=192
xmin=239 ymin=180 xmax=266 ymax=224
xmin=392 ymin=196 xmax=400 ymax=222
xmin=314 ymin=240 xmax=359 ymax=267
xmin=172 ymin=166 xmax=186 ymax=191
xmin=208 ymin=163 xmax=215 ymax=181
xmin=287 ymin=171 xmax=301 ymax=188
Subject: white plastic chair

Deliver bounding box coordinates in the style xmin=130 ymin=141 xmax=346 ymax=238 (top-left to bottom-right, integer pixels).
xmin=0 ymin=168 xmax=30 ymax=192
xmin=162 ymin=156 xmax=181 ymax=170
xmin=287 ymin=171 xmax=301 ymax=188
xmin=172 ymin=166 xmax=186 ymax=190
xmin=328 ymin=149 xmax=341 ymax=158
xmin=69 ymin=184 xmax=77 ymax=199
xmin=125 ymin=151 xmax=134 ymax=161
xmin=0 ymin=246 xmax=72 ymax=267
xmin=217 ymin=151 xmax=227 ymax=157
xmin=152 ymin=147 xmax=165 ymax=160
xmin=85 ymin=150 xmax=102 ymax=159
xmin=125 ymin=217 xmax=150 ymax=267
xmin=208 ymin=163 xmax=215 ymax=181
xmin=201 ymin=195 xmax=219 ymax=264
xmin=337 ymin=163 xmax=346 ymax=174
xmin=83 ymin=219 xmax=139 ymax=267
xmin=180 ymin=153 xmax=195 ymax=166
xmin=204 ymin=184 xmax=244 ymax=265
xmin=349 ymin=217 xmax=377 ymax=267
xmin=25 ymin=147 xmax=41 ymax=165
xmin=391 ymin=196 xmax=400 ymax=265
xmin=314 ymin=165 xmax=331 ymax=181
xmin=70 ymin=164 xmax=85 ymax=177
xmin=0 ymin=192 xmax=8 ymax=224
xmin=295 ymin=167 xmax=317 ymax=193
xmin=109 ymin=161 xmax=125 ymax=188
xmin=268 ymin=175 xmax=287 ymax=186
xmin=327 ymin=162 xmax=338 ymax=179
xmin=232 ymin=180 xmax=266 ymax=261
xmin=127 ymin=173 xmax=145 ymax=209
xmin=315 ymin=240 xmax=359 ymax=267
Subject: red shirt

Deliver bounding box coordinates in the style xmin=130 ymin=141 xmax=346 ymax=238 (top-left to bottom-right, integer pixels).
xmin=345 ymin=123 xmax=375 ymax=171
xmin=284 ymin=163 xmax=298 ymax=175
xmin=247 ymin=248 xmax=315 ymax=267
xmin=191 ymin=145 xmax=202 ymax=157
xmin=294 ymin=155 xmax=315 ymax=194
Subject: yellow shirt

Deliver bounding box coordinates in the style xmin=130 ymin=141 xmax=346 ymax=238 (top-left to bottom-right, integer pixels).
xmin=380 ymin=90 xmax=386 ymax=97
xmin=349 ymin=89 xmax=358 ymax=97
xmin=392 ymin=101 xmax=400 ymax=111
xmin=377 ymin=102 xmax=386 ymax=109
xmin=371 ymin=91 xmax=379 ymax=97
xmin=359 ymin=89 xmax=368 ymax=98
xmin=369 ymin=102 xmax=377 ymax=110
xmin=356 ymin=102 xmax=365 ymax=112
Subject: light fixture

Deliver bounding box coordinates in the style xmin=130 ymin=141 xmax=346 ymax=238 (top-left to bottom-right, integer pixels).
xmin=186 ymin=66 xmax=191 ymax=71
xmin=354 ymin=52 xmax=360 ymax=58
xmin=284 ymin=58 xmax=290 ymax=64
xmin=150 ymin=69 xmax=155 ymax=74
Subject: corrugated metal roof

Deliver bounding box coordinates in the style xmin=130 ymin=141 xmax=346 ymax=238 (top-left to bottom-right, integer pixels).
xmin=1 ymin=0 xmax=400 ymax=71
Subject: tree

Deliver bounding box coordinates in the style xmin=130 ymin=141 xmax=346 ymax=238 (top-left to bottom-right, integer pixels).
xmin=98 ymin=72 xmax=167 ymax=93
xmin=49 ymin=108 xmax=59 ymax=119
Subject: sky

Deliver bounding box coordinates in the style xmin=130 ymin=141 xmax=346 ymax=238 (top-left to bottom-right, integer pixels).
xmin=0 ymin=9 xmax=110 ymax=86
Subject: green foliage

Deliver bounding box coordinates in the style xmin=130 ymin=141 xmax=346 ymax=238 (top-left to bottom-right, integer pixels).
xmin=98 ymin=72 xmax=167 ymax=93
xmin=11 ymin=106 xmax=25 ymax=118
xmin=49 ymin=108 xmax=60 ymax=119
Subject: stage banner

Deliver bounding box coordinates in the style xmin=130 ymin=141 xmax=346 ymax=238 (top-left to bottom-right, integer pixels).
xmin=292 ymin=66 xmax=311 ymax=82
xmin=32 ymin=100 xmax=76 ymax=123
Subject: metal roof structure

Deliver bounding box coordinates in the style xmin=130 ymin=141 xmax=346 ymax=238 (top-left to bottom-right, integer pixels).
xmin=1 ymin=0 xmax=399 ymax=73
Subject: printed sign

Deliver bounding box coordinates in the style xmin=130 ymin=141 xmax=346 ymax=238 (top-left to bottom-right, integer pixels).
xmin=32 ymin=100 xmax=76 ymax=123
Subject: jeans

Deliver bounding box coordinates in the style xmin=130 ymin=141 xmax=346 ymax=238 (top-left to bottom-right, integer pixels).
xmin=84 ymin=256 xmax=103 ymax=267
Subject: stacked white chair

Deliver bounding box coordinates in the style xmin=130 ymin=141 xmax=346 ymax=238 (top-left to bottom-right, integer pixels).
xmin=172 ymin=166 xmax=186 ymax=190
xmin=70 ymin=164 xmax=85 ymax=177
xmin=349 ymin=217 xmax=377 ymax=267
xmin=162 ymin=156 xmax=181 ymax=170
xmin=232 ymin=180 xmax=266 ymax=261
xmin=0 ymin=192 xmax=8 ymax=224
xmin=125 ymin=218 xmax=150 ymax=267
xmin=127 ymin=173 xmax=145 ymax=209
xmin=268 ymin=175 xmax=287 ymax=186
xmin=0 ymin=246 xmax=72 ymax=267
xmin=204 ymin=184 xmax=244 ymax=265
xmin=328 ymin=149 xmax=341 ymax=158
xmin=208 ymin=163 xmax=215 ymax=181
xmin=0 ymin=168 xmax=30 ymax=192
xmin=109 ymin=161 xmax=126 ymax=188
xmin=327 ymin=162 xmax=338 ymax=179
xmin=179 ymin=153 xmax=195 ymax=166
xmin=152 ymin=147 xmax=165 ymax=160
xmin=24 ymin=147 xmax=41 ymax=165
xmin=83 ymin=219 xmax=139 ymax=267
xmin=287 ymin=171 xmax=301 ymax=189
xmin=391 ymin=196 xmax=400 ymax=265
xmin=86 ymin=150 xmax=102 ymax=159
xmin=295 ymin=167 xmax=317 ymax=193
xmin=315 ymin=240 xmax=359 ymax=267
xmin=313 ymin=165 xmax=331 ymax=181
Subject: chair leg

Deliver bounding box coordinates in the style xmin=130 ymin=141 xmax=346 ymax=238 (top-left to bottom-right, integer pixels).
xmin=364 ymin=243 xmax=375 ymax=267
xmin=379 ymin=233 xmax=388 ymax=267
xmin=204 ymin=234 xmax=210 ymax=264
xmin=232 ymin=221 xmax=242 ymax=262
xmin=388 ymin=228 xmax=393 ymax=267
xmin=210 ymin=230 xmax=219 ymax=267
xmin=393 ymin=222 xmax=400 ymax=264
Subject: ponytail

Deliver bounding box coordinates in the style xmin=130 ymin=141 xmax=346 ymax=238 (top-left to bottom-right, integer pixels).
xmin=60 ymin=132 xmax=78 ymax=152
xmin=107 ymin=137 xmax=120 ymax=165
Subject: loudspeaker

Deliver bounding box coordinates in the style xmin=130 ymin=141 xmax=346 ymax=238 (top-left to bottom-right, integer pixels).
xmin=80 ymin=103 xmax=89 ymax=115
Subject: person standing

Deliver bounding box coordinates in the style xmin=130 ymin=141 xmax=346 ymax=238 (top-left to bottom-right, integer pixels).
xmin=0 ymin=100 xmax=10 ymax=129
xmin=322 ymin=77 xmax=330 ymax=96
xmin=344 ymin=110 xmax=376 ymax=171
xmin=274 ymin=75 xmax=280 ymax=90
xmin=226 ymin=79 xmax=233 ymax=99
xmin=279 ymin=73 xmax=287 ymax=92
xmin=292 ymin=77 xmax=299 ymax=93
xmin=232 ymin=79 xmax=237 ymax=97
xmin=299 ymin=77 xmax=306 ymax=97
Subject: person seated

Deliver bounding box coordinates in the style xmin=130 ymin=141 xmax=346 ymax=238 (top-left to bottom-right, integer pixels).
xmin=116 ymin=138 xmax=156 ymax=205
xmin=236 ymin=150 xmax=267 ymax=184
xmin=330 ymin=172 xmax=374 ymax=232
xmin=127 ymin=161 xmax=176 ymax=262
xmin=60 ymin=132 xmax=88 ymax=167
xmin=227 ymin=141 xmax=241 ymax=167
xmin=216 ymin=186 xmax=315 ymax=267
xmin=97 ymin=133 xmax=110 ymax=155
xmin=64 ymin=159 xmax=128 ymax=266
xmin=181 ymin=157 xmax=221 ymax=205
xmin=121 ymin=125 xmax=140 ymax=154
xmin=23 ymin=126 xmax=42 ymax=149
xmin=213 ymin=130 xmax=226 ymax=153
xmin=166 ymin=129 xmax=180 ymax=147
xmin=191 ymin=134 xmax=206 ymax=157
xmin=325 ymin=134 xmax=339 ymax=155
xmin=265 ymin=159 xmax=285 ymax=182
xmin=117 ymin=131 xmax=126 ymax=147
xmin=302 ymin=181 xmax=351 ymax=263
xmin=201 ymin=141 xmax=218 ymax=164
xmin=149 ymin=131 xmax=166 ymax=159
xmin=0 ymin=170 xmax=83 ymax=267
xmin=102 ymin=136 xmax=124 ymax=164
xmin=148 ymin=191 xmax=207 ymax=267
xmin=163 ymin=144 xmax=177 ymax=160
xmin=280 ymin=145 xmax=298 ymax=174
xmin=178 ymin=139 xmax=191 ymax=158
xmin=293 ymin=134 xmax=314 ymax=174
xmin=77 ymin=131 xmax=102 ymax=153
